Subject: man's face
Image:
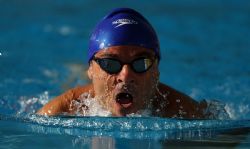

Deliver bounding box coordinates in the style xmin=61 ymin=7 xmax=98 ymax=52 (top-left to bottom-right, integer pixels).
xmin=87 ymin=45 xmax=159 ymax=116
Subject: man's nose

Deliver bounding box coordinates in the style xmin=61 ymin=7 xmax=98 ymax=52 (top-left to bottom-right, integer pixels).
xmin=116 ymin=65 xmax=135 ymax=83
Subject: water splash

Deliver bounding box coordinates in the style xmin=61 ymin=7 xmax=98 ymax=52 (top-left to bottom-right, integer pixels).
xmin=13 ymin=90 xmax=233 ymax=119
xmin=202 ymin=99 xmax=230 ymax=119
xmin=17 ymin=91 xmax=50 ymax=115
xmin=225 ymin=102 xmax=250 ymax=119
xmin=126 ymin=109 xmax=152 ymax=117
xmin=12 ymin=90 xmax=248 ymax=120
xmin=69 ymin=92 xmax=112 ymax=117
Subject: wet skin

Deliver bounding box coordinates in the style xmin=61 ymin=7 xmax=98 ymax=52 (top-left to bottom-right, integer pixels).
xmin=37 ymin=46 xmax=206 ymax=118
xmin=87 ymin=46 xmax=160 ymax=116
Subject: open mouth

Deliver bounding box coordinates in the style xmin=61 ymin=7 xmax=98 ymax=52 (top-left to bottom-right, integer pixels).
xmin=115 ymin=93 xmax=133 ymax=107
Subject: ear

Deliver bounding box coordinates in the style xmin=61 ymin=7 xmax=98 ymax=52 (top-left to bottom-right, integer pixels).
xmin=87 ymin=64 xmax=93 ymax=80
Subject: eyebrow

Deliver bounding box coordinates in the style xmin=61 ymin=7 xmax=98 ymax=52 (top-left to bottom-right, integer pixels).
xmin=97 ymin=53 xmax=119 ymax=58
xmin=133 ymin=51 xmax=155 ymax=58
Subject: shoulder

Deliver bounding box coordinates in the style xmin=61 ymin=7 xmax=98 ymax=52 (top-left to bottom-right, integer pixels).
xmin=153 ymin=83 xmax=204 ymax=118
xmin=68 ymin=84 xmax=94 ymax=99
xmin=37 ymin=84 xmax=94 ymax=116
xmin=157 ymin=83 xmax=196 ymax=104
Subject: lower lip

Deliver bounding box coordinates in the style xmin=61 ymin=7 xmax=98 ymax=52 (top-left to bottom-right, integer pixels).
xmin=119 ymin=102 xmax=133 ymax=108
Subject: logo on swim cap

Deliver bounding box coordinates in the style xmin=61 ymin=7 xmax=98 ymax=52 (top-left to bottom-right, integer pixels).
xmin=112 ymin=19 xmax=138 ymax=28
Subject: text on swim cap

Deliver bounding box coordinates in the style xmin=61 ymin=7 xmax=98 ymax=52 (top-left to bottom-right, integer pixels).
xmin=112 ymin=19 xmax=138 ymax=28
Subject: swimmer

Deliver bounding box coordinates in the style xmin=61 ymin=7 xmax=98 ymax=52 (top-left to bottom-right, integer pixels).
xmin=37 ymin=8 xmax=209 ymax=118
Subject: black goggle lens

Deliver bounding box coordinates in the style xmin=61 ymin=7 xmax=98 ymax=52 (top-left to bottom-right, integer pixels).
xmin=93 ymin=57 xmax=154 ymax=74
xmin=132 ymin=58 xmax=153 ymax=73
xmin=96 ymin=58 xmax=121 ymax=74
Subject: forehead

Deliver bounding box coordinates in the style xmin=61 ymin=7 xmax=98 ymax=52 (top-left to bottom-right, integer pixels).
xmin=95 ymin=45 xmax=155 ymax=58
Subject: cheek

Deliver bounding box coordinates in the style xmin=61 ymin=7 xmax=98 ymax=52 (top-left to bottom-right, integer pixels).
xmin=92 ymin=67 xmax=116 ymax=97
xmin=91 ymin=67 xmax=108 ymax=95
xmin=137 ymin=68 xmax=159 ymax=96
xmin=93 ymin=73 xmax=117 ymax=111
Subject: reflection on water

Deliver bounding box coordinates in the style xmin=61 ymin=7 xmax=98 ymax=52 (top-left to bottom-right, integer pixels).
xmin=2 ymin=113 xmax=249 ymax=139
xmin=91 ymin=137 xmax=115 ymax=149
xmin=73 ymin=137 xmax=162 ymax=149
xmin=1 ymin=114 xmax=250 ymax=148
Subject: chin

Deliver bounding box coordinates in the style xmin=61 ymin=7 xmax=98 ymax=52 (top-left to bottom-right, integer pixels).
xmin=109 ymin=96 xmax=145 ymax=116
xmin=111 ymin=103 xmax=134 ymax=117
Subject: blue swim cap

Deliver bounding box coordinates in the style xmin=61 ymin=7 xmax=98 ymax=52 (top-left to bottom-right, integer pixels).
xmin=88 ymin=8 xmax=160 ymax=62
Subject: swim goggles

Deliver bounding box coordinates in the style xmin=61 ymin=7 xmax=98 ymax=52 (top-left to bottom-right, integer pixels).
xmin=92 ymin=56 xmax=156 ymax=74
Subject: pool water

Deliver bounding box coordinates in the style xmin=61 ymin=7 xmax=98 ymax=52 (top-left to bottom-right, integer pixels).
xmin=1 ymin=0 xmax=250 ymax=148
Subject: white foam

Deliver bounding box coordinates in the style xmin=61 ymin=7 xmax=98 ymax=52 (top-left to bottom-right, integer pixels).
xmin=225 ymin=103 xmax=236 ymax=119
xmin=225 ymin=102 xmax=250 ymax=119
xmin=127 ymin=109 xmax=152 ymax=117
xmin=71 ymin=92 xmax=154 ymax=117
xmin=203 ymin=100 xmax=230 ymax=119
xmin=239 ymin=104 xmax=250 ymax=114
xmin=17 ymin=91 xmax=50 ymax=115
xmin=70 ymin=92 xmax=112 ymax=117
